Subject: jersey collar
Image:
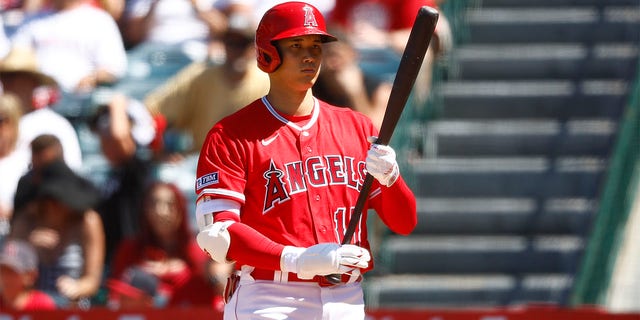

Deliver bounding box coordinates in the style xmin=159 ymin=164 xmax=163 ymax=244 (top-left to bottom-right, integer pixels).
xmin=261 ymin=96 xmax=319 ymax=132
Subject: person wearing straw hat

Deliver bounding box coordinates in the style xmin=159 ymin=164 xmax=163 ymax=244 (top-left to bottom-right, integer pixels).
xmin=0 ymin=46 xmax=83 ymax=171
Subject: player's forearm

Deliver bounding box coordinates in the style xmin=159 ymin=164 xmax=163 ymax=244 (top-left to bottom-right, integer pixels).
xmin=200 ymin=210 xmax=285 ymax=270
xmin=225 ymin=221 xmax=284 ymax=270
xmin=377 ymin=176 xmax=417 ymax=235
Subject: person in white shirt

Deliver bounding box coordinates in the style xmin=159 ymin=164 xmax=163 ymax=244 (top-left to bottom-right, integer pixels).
xmin=0 ymin=16 xmax=10 ymax=60
xmin=10 ymin=0 xmax=127 ymax=94
xmin=0 ymin=93 xmax=29 ymax=241
xmin=121 ymin=0 xmax=229 ymax=62
xmin=0 ymin=46 xmax=83 ymax=171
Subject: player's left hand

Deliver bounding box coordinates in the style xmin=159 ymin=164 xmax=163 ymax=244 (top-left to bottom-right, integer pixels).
xmin=366 ymin=136 xmax=399 ymax=187
xmin=281 ymin=243 xmax=371 ymax=280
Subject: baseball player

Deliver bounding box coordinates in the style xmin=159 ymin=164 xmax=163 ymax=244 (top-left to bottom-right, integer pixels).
xmin=194 ymin=2 xmax=417 ymax=319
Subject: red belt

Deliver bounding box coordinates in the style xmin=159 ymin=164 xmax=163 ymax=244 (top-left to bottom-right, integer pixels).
xmin=247 ymin=268 xmax=362 ymax=287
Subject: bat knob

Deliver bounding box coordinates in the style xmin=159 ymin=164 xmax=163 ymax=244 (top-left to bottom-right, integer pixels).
xmin=324 ymin=274 xmax=342 ymax=285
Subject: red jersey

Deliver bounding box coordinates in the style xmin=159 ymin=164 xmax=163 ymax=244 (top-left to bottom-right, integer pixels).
xmin=331 ymin=0 xmax=437 ymax=31
xmin=195 ymin=97 xmax=416 ymax=272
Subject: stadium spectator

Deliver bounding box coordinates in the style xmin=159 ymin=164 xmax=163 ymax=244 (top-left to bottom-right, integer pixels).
xmin=109 ymin=181 xmax=229 ymax=310
xmin=329 ymin=0 xmax=452 ymax=108
xmin=9 ymin=159 xmax=105 ymax=309
xmin=0 ymin=239 xmax=56 ymax=311
xmin=0 ymin=0 xmax=126 ymax=21
xmin=312 ymin=27 xmax=392 ymax=130
xmin=119 ymin=0 xmax=229 ymax=60
xmin=0 ymin=46 xmax=83 ymax=171
xmin=12 ymin=134 xmax=64 ymax=225
xmin=144 ymin=9 xmax=268 ymax=158
xmin=9 ymin=0 xmax=128 ymax=94
xmin=0 ymin=93 xmax=28 ymax=245
xmin=89 ymin=91 xmax=155 ymax=265
xmin=93 ymin=0 xmax=126 ymax=20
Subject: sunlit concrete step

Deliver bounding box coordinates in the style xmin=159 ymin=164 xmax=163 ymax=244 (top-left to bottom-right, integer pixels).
xmin=439 ymin=79 xmax=629 ymax=119
xmin=364 ymin=273 xmax=573 ymax=308
xmin=452 ymin=43 xmax=639 ymax=80
xmin=415 ymin=197 xmax=596 ymax=235
xmin=380 ymin=235 xmax=584 ymax=274
xmin=465 ymin=6 xmax=640 ymax=43
xmin=411 ymin=157 xmax=607 ymax=198
xmin=478 ymin=0 xmax=640 ymax=7
xmin=418 ymin=119 xmax=616 ymax=157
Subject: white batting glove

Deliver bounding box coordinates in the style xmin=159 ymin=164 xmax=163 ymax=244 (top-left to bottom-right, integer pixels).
xmin=280 ymin=243 xmax=371 ymax=280
xmin=366 ymin=136 xmax=400 ymax=187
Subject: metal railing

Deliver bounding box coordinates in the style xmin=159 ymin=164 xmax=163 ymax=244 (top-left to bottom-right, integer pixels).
xmin=571 ymin=56 xmax=640 ymax=306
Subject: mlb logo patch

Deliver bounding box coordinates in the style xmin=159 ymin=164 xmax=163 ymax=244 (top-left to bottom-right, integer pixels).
xmin=197 ymin=172 xmax=219 ymax=189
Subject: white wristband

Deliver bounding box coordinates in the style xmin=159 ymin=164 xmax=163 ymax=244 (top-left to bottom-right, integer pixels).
xmin=280 ymin=246 xmax=305 ymax=273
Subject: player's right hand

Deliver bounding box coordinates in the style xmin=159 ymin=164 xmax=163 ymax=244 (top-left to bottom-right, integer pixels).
xmin=366 ymin=136 xmax=400 ymax=187
xmin=280 ymin=243 xmax=371 ymax=280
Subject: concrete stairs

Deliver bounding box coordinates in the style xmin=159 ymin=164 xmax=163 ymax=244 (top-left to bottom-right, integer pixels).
xmin=364 ymin=0 xmax=640 ymax=308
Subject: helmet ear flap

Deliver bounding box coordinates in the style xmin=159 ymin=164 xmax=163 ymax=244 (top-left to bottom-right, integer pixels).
xmin=256 ymin=43 xmax=281 ymax=73
xmin=262 ymin=52 xmax=272 ymax=64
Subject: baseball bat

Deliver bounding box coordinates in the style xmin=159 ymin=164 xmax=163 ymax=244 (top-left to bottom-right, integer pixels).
xmin=325 ymin=6 xmax=439 ymax=284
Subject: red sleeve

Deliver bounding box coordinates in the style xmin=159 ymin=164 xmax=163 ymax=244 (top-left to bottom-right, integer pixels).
xmin=214 ymin=211 xmax=285 ymax=270
xmin=370 ymin=175 xmax=417 ymax=235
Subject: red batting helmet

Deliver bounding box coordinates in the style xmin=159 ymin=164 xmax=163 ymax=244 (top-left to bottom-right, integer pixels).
xmin=256 ymin=1 xmax=337 ymax=73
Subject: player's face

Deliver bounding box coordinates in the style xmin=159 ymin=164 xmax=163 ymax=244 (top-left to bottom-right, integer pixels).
xmin=272 ymin=35 xmax=323 ymax=91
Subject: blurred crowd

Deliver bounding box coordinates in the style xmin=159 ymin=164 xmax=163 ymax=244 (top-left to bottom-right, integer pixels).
xmin=0 ymin=0 xmax=451 ymax=312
